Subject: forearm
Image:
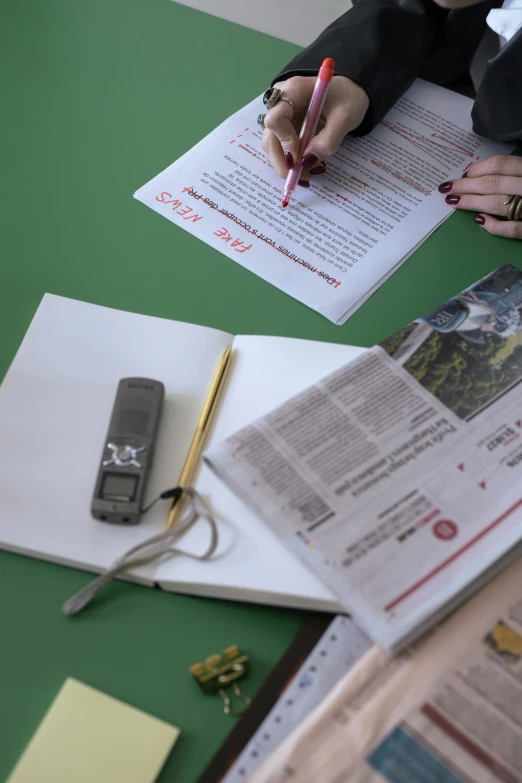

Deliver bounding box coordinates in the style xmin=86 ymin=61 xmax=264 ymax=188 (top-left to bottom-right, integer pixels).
xmin=272 ymin=0 xmax=447 ymax=134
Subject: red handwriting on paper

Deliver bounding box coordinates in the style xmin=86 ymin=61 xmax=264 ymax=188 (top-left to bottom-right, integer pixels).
xmin=213 ymin=227 xmax=252 ymax=253
xmin=229 ymin=127 xmax=250 ymax=144
xmin=158 ymin=187 xmax=340 ymax=285
xmin=155 ymin=190 xmax=203 ymax=222
xmin=238 ymin=145 xmax=257 ymax=158
xmin=214 ymin=227 xmax=233 ymax=242
xmin=155 ymin=192 xmax=181 ymax=208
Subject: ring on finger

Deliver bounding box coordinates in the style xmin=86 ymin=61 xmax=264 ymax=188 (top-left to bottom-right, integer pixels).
xmin=507 ymin=196 xmax=522 ymax=221
xmin=257 ymin=113 xmax=266 ymax=130
xmin=262 ymin=87 xmax=295 ymax=113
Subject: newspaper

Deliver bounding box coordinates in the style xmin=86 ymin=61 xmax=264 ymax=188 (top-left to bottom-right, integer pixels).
xmin=249 ymin=558 xmax=522 ymax=783
xmin=205 ymin=265 xmax=522 ymax=650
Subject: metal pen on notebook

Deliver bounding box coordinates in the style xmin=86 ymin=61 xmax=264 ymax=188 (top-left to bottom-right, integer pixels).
xmin=282 ymin=58 xmax=335 ymax=209
xmin=166 ymin=344 xmax=232 ymax=530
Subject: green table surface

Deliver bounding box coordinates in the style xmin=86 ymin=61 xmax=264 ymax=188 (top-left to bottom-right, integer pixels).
xmin=1 ymin=0 xmax=521 ymax=779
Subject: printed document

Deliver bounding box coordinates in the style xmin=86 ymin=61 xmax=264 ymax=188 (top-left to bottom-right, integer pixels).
xmin=135 ymin=79 xmax=511 ymax=324
xmin=249 ymin=559 xmax=522 ymax=783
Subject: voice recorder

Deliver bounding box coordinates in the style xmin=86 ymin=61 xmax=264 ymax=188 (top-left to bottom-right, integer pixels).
xmin=91 ymin=378 xmax=165 ymax=525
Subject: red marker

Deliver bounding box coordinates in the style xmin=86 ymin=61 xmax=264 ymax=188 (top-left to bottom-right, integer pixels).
xmin=282 ymin=58 xmax=335 ymax=209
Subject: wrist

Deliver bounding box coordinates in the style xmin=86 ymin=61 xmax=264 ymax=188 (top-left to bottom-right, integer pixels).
xmin=334 ymin=75 xmax=369 ymax=112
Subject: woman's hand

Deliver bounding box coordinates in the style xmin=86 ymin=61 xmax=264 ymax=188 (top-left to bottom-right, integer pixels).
xmin=262 ymin=75 xmax=369 ymax=185
xmin=439 ymin=155 xmax=522 ymax=240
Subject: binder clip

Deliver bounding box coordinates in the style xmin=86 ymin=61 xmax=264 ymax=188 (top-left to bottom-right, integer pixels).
xmin=190 ymin=644 xmax=252 ymax=716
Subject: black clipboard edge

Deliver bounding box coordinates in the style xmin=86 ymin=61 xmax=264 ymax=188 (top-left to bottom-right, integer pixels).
xmin=198 ymin=612 xmax=333 ymax=783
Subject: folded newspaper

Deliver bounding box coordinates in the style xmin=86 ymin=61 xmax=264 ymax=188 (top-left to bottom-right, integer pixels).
xmin=250 ymin=558 xmax=522 ymax=783
xmin=205 ymin=264 xmax=522 ymax=650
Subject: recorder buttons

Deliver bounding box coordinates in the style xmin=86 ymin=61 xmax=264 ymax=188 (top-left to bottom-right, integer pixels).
xmin=102 ymin=442 xmax=146 ymax=469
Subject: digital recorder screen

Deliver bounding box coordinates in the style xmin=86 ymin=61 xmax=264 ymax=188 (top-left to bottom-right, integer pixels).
xmin=101 ymin=473 xmax=138 ymax=500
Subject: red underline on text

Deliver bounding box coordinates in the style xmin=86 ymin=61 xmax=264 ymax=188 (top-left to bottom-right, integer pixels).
xmin=370 ymin=160 xmax=431 ymax=196
xmin=384 ymin=495 xmax=522 ymax=612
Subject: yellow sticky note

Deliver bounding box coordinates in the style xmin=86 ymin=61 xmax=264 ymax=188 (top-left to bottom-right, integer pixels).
xmin=7 ymin=678 xmax=180 ymax=783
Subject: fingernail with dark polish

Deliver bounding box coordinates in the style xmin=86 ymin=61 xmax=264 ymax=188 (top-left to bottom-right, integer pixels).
xmin=310 ymin=164 xmax=327 ymax=176
xmin=438 ymin=181 xmax=453 ymax=193
xmin=474 ymin=214 xmax=486 ymax=225
xmin=301 ymin=153 xmax=320 ymax=171
xmin=446 ymin=195 xmax=460 ymax=205
xmin=284 ymin=150 xmax=294 ymax=169
xmin=462 ymin=171 xmax=468 ymax=178
xmin=298 ymin=179 xmax=310 ymax=188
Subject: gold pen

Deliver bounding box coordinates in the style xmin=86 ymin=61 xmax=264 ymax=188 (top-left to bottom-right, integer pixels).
xmin=166 ymin=344 xmax=233 ymax=530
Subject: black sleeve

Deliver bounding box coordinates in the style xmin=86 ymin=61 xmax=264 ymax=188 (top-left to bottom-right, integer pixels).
xmin=272 ymin=0 xmax=448 ymax=135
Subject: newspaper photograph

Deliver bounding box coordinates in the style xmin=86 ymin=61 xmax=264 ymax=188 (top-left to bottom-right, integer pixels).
xmin=382 ymin=264 xmax=522 ymax=420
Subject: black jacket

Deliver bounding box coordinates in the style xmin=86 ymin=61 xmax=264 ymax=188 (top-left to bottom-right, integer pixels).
xmin=273 ymin=0 xmax=522 ymax=142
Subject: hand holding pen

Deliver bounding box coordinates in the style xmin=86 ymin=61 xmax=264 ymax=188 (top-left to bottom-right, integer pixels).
xmin=281 ymin=58 xmax=334 ymax=208
xmin=259 ymin=69 xmax=370 ymax=204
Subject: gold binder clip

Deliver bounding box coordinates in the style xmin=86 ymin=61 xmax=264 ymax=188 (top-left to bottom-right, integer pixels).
xmin=190 ymin=644 xmax=252 ymax=716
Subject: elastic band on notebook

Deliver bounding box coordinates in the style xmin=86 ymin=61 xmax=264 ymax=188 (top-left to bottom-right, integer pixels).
xmin=62 ymin=487 xmax=218 ymax=617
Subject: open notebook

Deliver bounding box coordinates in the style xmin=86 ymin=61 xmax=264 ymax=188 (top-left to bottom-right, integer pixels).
xmin=0 ymin=294 xmax=364 ymax=611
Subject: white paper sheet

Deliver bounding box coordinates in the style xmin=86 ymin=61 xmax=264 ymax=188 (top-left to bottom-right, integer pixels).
xmin=135 ymin=79 xmax=512 ymax=324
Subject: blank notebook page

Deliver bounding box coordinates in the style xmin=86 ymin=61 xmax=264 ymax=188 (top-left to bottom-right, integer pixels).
xmin=7 ymin=678 xmax=180 ymax=783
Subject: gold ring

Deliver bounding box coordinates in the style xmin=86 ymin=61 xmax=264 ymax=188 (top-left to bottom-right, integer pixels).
xmin=507 ymin=196 xmax=522 ymax=221
xmin=504 ymin=195 xmax=515 ymax=206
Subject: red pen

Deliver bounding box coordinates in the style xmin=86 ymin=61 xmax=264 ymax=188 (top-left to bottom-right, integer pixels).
xmin=282 ymin=58 xmax=335 ymax=209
